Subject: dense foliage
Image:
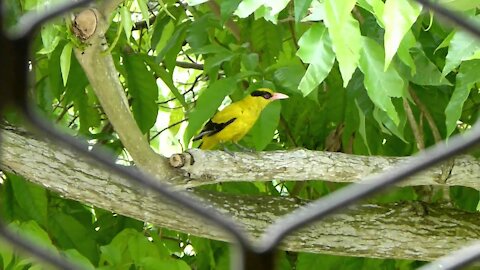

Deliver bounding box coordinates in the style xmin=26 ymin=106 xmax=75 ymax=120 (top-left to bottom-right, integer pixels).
xmin=1 ymin=0 xmax=480 ymax=269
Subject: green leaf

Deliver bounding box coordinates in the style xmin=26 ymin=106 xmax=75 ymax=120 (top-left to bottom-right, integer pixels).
xmin=184 ymin=77 xmax=237 ymax=144
xmin=48 ymin=41 xmax=66 ymax=98
xmin=8 ymin=220 xmax=58 ymax=254
xmin=142 ymin=55 xmax=187 ymax=108
xmin=302 ymin=0 xmax=325 ymax=22
xmin=75 ymin=86 xmax=101 ymax=134
xmin=234 ymin=0 xmax=263 ymax=18
xmin=60 ymin=43 xmax=72 ymax=86
xmin=136 ymin=0 xmax=151 ymax=27
xmin=438 ymin=0 xmax=480 ymax=11
xmin=435 ymin=31 xmax=455 ymax=53
xmin=186 ymin=14 xmax=213 ymax=49
xmin=359 ymin=37 xmax=405 ymax=125
xmin=186 ymin=0 xmax=208 ymax=5
xmin=220 ymin=0 xmax=242 ymax=20
xmin=296 ymin=24 xmax=335 ymax=96
xmin=204 ymin=52 xmax=236 ymax=73
xmin=100 ymin=229 xmax=136 ymax=266
xmin=123 ymin=53 xmax=159 ymax=134
xmin=273 ymin=62 xmax=305 ymax=92
xmin=38 ymin=24 xmax=61 ymax=54
xmin=410 ymin=48 xmax=451 ymax=86
xmin=63 ymin=250 xmax=96 ymax=270
xmin=443 ymin=18 xmax=480 ymax=76
xmin=241 ymin=53 xmax=259 ymax=71
xmin=445 ymin=60 xmax=480 ymax=137
xmin=396 ymin=31 xmax=416 ymax=75
xmin=139 ymin=257 xmax=191 ymax=270
xmin=156 ymin=22 xmax=188 ymax=70
xmin=258 ymin=0 xmax=289 ymax=22
xmin=383 ymin=0 xmax=422 ymax=70
xmin=8 ymin=174 xmax=48 ymax=227
xmin=243 ymin=101 xmax=282 ymax=150
xmin=355 ymin=100 xmax=372 ymax=154
xmin=324 ymin=0 xmax=361 ymax=87
xmin=296 ymin=253 xmax=339 ymax=270
xmin=121 ymin=5 xmax=133 ymax=40
xmin=294 ymin=0 xmax=313 ymax=22
xmin=250 ymin=19 xmax=282 ymax=65
xmin=49 ymin=212 xmax=98 ymax=263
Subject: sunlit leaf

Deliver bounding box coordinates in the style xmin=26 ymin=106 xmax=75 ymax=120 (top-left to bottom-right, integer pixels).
xmin=297 ymin=24 xmax=335 ymax=96
xmin=294 ymin=0 xmax=313 ymax=22
xmin=136 ymin=0 xmax=151 ymax=27
xmin=186 ymin=0 xmax=208 ymax=5
xmin=443 ymin=18 xmax=480 ymax=76
xmin=234 ymin=0 xmax=263 ymax=18
xmin=123 ymin=53 xmax=159 ymax=133
xmin=38 ymin=24 xmax=61 ymax=54
xmin=359 ymin=37 xmax=405 ymax=125
xmin=445 ymin=60 xmax=480 ymax=137
xmin=438 ymin=0 xmax=480 ymax=11
xmin=324 ymin=0 xmax=361 ymax=87
xmin=383 ymin=0 xmax=422 ymax=70
xmin=121 ymin=5 xmax=133 ymax=40
xmin=60 ymin=43 xmax=72 ymax=86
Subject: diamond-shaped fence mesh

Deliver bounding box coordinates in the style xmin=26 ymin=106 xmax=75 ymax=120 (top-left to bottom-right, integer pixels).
xmin=0 ymin=0 xmax=479 ymax=269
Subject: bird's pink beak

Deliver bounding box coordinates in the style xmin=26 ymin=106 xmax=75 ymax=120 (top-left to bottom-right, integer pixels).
xmin=271 ymin=92 xmax=289 ymax=100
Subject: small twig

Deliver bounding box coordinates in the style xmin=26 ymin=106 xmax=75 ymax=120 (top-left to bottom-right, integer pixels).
xmin=409 ymin=87 xmax=442 ymax=143
xmin=279 ymin=114 xmax=297 ymax=147
xmin=150 ymin=118 xmax=189 ymax=141
xmin=352 ymin=7 xmax=365 ymax=25
xmin=67 ymin=114 xmax=79 ymax=128
xmin=159 ymin=104 xmax=188 ymax=110
xmin=287 ymin=2 xmax=299 ymax=51
xmin=133 ymin=16 xmax=157 ymax=30
xmin=176 ymin=61 xmax=204 ymax=70
xmin=56 ymin=103 xmax=75 ymax=123
xmin=403 ymin=97 xmax=425 ymax=150
xmin=207 ymin=0 xmax=241 ymax=42
xmin=52 ymin=95 xmax=66 ymax=112
xmin=409 ymin=87 xmax=451 ymax=202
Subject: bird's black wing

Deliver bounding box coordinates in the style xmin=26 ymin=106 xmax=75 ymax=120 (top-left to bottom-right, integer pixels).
xmin=192 ymin=118 xmax=236 ymax=141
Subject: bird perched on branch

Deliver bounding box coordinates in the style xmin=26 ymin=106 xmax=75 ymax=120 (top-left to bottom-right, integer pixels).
xmin=193 ymin=88 xmax=289 ymax=150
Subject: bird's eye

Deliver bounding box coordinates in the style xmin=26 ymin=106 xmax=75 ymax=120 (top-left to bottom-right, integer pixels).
xmin=251 ymin=90 xmax=272 ymax=99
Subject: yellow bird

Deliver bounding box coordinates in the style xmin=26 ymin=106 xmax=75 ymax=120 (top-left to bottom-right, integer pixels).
xmin=194 ymin=88 xmax=289 ymax=150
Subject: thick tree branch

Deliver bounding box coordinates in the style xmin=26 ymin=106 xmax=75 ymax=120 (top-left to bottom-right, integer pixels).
xmin=71 ymin=5 xmax=175 ymax=181
xmin=1 ymin=126 xmax=480 ymax=261
xmin=172 ymin=149 xmax=480 ymax=190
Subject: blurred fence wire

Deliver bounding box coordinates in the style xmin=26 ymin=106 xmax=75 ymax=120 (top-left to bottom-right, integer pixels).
xmin=0 ymin=0 xmax=479 ymax=269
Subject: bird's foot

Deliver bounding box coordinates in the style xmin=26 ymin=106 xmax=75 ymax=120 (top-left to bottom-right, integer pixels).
xmin=220 ymin=144 xmax=236 ymax=157
xmin=233 ymin=142 xmax=255 ymax=153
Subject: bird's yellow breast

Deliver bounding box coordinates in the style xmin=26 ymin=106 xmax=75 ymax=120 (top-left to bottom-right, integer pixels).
xmin=200 ymin=96 xmax=269 ymax=149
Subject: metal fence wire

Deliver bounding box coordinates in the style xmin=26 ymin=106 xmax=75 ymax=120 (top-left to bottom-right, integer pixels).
xmin=0 ymin=0 xmax=480 ymax=269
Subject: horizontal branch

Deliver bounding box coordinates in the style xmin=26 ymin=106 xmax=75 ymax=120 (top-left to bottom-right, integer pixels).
xmin=171 ymin=149 xmax=480 ymax=190
xmin=1 ymin=125 xmax=480 ymax=261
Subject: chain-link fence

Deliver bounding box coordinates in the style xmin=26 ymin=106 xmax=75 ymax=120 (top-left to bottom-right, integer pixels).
xmin=0 ymin=0 xmax=479 ymax=269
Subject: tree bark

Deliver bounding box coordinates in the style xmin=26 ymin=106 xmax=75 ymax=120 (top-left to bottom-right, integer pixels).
xmin=1 ymin=125 xmax=480 ymax=261
xmin=172 ymin=149 xmax=480 ymax=190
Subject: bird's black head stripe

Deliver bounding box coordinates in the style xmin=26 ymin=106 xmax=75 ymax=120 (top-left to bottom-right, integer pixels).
xmin=251 ymin=90 xmax=272 ymax=99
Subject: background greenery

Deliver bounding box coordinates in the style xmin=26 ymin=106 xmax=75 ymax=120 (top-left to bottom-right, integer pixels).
xmin=1 ymin=0 xmax=480 ymax=269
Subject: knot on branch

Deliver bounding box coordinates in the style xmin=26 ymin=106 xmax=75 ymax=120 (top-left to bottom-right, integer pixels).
xmin=169 ymin=152 xmax=194 ymax=168
xmin=73 ymin=8 xmax=97 ymax=40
